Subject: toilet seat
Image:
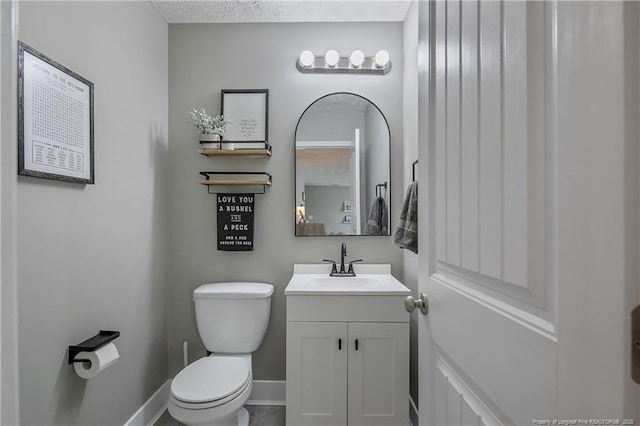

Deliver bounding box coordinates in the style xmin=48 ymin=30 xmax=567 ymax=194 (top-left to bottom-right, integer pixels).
xmin=171 ymin=356 xmax=251 ymax=409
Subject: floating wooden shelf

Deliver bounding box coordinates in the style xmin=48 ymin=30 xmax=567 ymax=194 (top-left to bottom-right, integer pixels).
xmin=198 ymin=148 xmax=272 ymax=157
xmin=198 ymin=171 xmax=272 ymax=194
xmin=198 ymin=179 xmax=272 ymax=186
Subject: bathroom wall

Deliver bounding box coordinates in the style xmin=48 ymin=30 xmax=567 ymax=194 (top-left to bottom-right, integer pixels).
xmin=305 ymin=185 xmax=352 ymax=235
xmin=402 ymin=0 xmax=420 ymax=418
xmin=168 ymin=22 xmax=404 ymax=380
xmin=1 ymin=1 xmax=20 ymax=424
xmin=364 ymin=104 xmax=391 ymax=214
xmin=16 ymin=2 xmax=168 ymax=424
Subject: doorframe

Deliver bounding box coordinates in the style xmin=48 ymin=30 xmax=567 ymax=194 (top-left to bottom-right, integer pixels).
xmin=416 ymin=0 xmax=434 ymax=424
xmin=626 ymin=1 xmax=640 ymax=418
xmin=1 ymin=0 xmax=20 ymax=424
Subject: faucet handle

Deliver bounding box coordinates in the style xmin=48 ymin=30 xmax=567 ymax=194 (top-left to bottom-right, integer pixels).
xmin=347 ymin=259 xmax=363 ymax=274
xmin=323 ymin=259 xmax=338 ymax=274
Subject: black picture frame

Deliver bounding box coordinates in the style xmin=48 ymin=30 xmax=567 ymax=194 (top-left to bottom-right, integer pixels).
xmin=18 ymin=41 xmax=95 ymax=184
xmin=221 ymin=89 xmax=269 ymax=149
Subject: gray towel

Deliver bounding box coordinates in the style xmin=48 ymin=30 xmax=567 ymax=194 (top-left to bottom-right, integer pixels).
xmin=364 ymin=197 xmax=388 ymax=235
xmin=393 ymin=181 xmax=418 ymax=253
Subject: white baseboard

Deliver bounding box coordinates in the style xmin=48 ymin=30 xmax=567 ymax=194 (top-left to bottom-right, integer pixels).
xmin=246 ymin=380 xmax=286 ymax=406
xmin=123 ymin=380 xmax=171 ymax=426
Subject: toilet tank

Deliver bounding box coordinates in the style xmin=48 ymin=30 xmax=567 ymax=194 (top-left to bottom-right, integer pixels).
xmin=193 ymin=282 xmax=274 ymax=353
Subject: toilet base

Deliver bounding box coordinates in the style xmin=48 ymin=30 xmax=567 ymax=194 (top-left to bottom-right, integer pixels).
xmin=168 ymin=405 xmax=249 ymax=426
xmin=237 ymin=408 xmax=249 ymax=426
xmin=203 ymin=407 xmax=248 ymax=426
xmin=167 ymin=379 xmax=252 ymax=426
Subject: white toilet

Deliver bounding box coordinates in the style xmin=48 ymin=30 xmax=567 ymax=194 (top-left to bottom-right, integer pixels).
xmin=168 ymin=282 xmax=274 ymax=426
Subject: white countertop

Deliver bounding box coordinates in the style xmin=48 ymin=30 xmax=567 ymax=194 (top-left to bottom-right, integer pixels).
xmin=284 ymin=264 xmax=411 ymax=296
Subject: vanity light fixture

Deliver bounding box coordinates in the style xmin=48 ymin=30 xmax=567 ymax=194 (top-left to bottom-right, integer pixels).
xmin=325 ymin=50 xmax=340 ymax=68
xmin=295 ymin=49 xmax=392 ymax=75
xmin=350 ymin=50 xmax=365 ymax=68
xmin=374 ymin=50 xmax=390 ymax=68
xmin=299 ymin=50 xmax=315 ymax=68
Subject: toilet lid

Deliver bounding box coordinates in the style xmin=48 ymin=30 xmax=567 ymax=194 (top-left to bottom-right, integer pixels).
xmin=171 ymin=357 xmax=250 ymax=404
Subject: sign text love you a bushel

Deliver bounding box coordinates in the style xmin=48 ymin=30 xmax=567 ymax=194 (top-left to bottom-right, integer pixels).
xmin=217 ymin=193 xmax=254 ymax=251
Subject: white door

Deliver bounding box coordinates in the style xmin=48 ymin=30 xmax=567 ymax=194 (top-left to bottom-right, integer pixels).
xmin=348 ymin=322 xmax=409 ymax=426
xmin=416 ymin=1 xmax=639 ymax=424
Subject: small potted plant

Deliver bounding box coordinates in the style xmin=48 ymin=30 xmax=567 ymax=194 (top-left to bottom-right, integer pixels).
xmin=188 ymin=108 xmax=228 ymax=149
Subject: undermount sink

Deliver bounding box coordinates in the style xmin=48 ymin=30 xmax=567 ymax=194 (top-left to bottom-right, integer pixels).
xmin=284 ymin=264 xmax=410 ymax=295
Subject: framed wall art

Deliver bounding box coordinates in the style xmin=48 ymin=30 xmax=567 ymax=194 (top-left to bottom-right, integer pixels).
xmin=221 ymin=89 xmax=268 ymax=149
xmin=18 ymin=41 xmax=95 ymax=184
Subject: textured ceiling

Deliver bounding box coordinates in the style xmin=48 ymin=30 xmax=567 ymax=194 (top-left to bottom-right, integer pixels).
xmin=151 ymin=0 xmax=412 ymax=23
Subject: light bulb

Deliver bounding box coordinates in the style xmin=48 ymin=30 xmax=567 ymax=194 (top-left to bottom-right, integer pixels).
xmin=325 ymin=50 xmax=340 ymax=67
xmin=350 ymin=50 xmax=365 ymax=68
xmin=299 ymin=50 xmax=314 ymax=68
xmin=374 ymin=50 xmax=390 ymax=68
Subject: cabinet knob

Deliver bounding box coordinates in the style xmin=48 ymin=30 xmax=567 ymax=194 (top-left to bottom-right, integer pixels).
xmin=404 ymin=293 xmax=429 ymax=315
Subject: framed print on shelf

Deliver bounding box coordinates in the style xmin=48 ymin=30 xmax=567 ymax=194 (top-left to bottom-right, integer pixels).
xmin=18 ymin=41 xmax=95 ymax=184
xmin=221 ymin=89 xmax=269 ymax=149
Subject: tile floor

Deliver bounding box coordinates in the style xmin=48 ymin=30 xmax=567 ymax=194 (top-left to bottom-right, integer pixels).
xmin=154 ymin=405 xmax=285 ymax=426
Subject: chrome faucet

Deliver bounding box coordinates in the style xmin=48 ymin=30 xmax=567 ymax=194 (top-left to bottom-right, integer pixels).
xmin=323 ymin=243 xmax=362 ymax=277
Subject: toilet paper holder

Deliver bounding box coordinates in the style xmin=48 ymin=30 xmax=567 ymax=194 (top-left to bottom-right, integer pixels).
xmin=68 ymin=330 xmax=120 ymax=364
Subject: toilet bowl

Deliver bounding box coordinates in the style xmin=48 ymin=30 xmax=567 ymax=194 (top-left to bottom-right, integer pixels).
xmin=168 ymin=354 xmax=253 ymax=426
xmin=167 ymin=282 xmax=274 ymax=426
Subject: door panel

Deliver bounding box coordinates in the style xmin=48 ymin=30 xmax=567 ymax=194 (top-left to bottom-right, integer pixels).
xmin=436 ymin=355 xmax=498 ymax=426
xmin=436 ymin=0 xmax=550 ymax=315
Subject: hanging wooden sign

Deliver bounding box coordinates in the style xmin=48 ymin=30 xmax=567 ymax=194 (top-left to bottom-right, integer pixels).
xmin=217 ymin=193 xmax=255 ymax=251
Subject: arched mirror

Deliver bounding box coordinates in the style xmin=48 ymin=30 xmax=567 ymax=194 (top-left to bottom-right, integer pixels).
xmin=295 ymin=93 xmax=391 ymax=236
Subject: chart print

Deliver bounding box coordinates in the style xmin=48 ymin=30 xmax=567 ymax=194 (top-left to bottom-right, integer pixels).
xmin=19 ymin=43 xmax=94 ymax=183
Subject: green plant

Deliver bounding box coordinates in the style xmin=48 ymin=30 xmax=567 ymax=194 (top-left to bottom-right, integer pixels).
xmin=188 ymin=108 xmax=228 ymax=136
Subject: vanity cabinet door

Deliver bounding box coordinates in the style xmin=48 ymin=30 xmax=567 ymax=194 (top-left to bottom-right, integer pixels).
xmin=347 ymin=322 xmax=409 ymax=426
xmin=286 ymin=321 xmax=348 ymax=426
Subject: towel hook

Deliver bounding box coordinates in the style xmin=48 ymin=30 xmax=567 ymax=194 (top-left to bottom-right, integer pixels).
xmin=376 ymin=182 xmax=387 ymax=198
xmin=412 ymin=160 xmax=418 ymax=182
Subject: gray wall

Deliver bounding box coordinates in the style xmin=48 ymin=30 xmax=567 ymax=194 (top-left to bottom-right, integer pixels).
xmin=305 ymin=185 xmax=352 ymax=235
xmin=16 ymin=2 xmax=169 ymax=424
xmin=168 ymin=22 xmax=404 ymax=380
xmin=364 ymin=104 xmax=391 ymax=217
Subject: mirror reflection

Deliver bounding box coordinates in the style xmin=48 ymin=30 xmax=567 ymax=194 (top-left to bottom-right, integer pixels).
xmin=295 ymin=93 xmax=391 ymax=236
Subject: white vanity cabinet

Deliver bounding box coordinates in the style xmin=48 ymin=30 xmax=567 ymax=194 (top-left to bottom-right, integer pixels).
xmin=286 ymin=321 xmax=408 ymax=426
xmin=285 ymin=264 xmax=410 ymax=426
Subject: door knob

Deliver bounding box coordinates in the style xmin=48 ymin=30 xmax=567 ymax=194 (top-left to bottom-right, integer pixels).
xmin=404 ymin=293 xmax=429 ymax=315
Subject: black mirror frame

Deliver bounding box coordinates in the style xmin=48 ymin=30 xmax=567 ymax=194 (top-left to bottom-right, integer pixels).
xmin=294 ymin=92 xmax=391 ymax=237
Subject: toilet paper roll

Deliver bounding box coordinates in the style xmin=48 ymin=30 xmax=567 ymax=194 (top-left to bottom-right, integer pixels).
xmin=73 ymin=342 xmax=119 ymax=379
